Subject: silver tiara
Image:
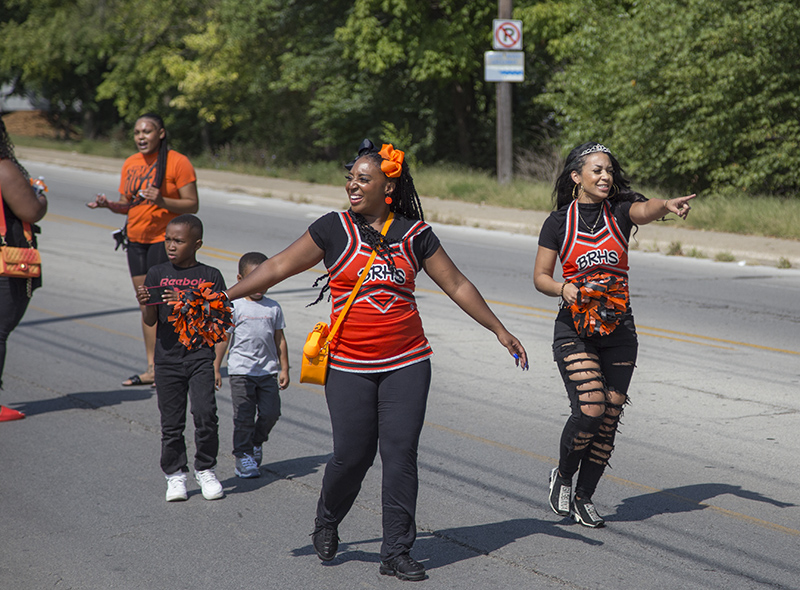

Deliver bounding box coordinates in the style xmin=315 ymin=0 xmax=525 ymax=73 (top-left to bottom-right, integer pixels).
xmin=579 ymin=144 xmax=611 ymax=157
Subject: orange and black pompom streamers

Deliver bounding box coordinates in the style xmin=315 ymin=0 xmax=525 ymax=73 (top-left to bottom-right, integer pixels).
xmin=167 ymin=282 xmax=233 ymax=350
xmin=569 ymin=272 xmax=629 ymax=337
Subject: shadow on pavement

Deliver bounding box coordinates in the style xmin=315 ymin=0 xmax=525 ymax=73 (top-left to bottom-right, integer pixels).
xmin=291 ymin=517 xmax=602 ymax=570
xmin=611 ymin=482 xmax=796 ymax=523
xmin=418 ymin=518 xmax=603 ymax=571
xmin=13 ymin=388 xmax=155 ymax=416
xmin=19 ymin=307 xmax=141 ymax=326
xmin=221 ymin=453 xmax=330 ymax=496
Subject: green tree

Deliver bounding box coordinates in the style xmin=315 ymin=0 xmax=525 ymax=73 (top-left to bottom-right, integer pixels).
xmin=2 ymin=0 xmax=561 ymax=169
xmin=318 ymin=0 xmax=558 ymax=167
xmin=0 ymin=0 xmax=119 ymax=137
xmin=92 ymin=0 xmax=217 ymax=150
xmin=528 ymin=0 xmax=800 ymax=195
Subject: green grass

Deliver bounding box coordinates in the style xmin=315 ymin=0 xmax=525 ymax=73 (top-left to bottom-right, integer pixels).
xmin=413 ymin=164 xmax=553 ymax=210
xmin=13 ymin=134 xmax=132 ymax=159
xmin=665 ymin=241 xmax=683 ymax=256
xmin=680 ymin=193 xmax=800 ymax=241
xmin=11 ymin=134 xmax=800 ymax=241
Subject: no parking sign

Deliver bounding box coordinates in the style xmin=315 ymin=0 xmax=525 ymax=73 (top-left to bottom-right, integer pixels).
xmin=493 ymin=19 xmax=523 ymax=51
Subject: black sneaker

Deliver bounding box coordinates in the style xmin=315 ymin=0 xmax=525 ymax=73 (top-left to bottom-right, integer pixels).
xmin=572 ymin=496 xmax=605 ymax=528
xmin=379 ymin=553 xmax=426 ymax=581
xmin=311 ymin=518 xmax=339 ymax=561
xmin=548 ymin=467 xmax=572 ymax=517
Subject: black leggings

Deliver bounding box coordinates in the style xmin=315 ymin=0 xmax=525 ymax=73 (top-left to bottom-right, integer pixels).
xmin=0 ymin=277 xmax=32 ymax=390
xmin=127 ymin=240 xmax=168 ymax=277
xmin=317 ymin=360 xmax=431 ymax=560
xmin=552 ymin=309 xmax=638 ymax=499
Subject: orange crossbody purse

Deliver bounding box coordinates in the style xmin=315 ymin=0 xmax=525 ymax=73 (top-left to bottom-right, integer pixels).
xmin=299 ymin=213 xmax=394 ymax=385
xmin=0 ymin=186 xmax=41 ymax=280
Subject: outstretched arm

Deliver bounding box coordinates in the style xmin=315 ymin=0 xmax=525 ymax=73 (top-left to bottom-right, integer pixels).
xmin=629 ymin=194 xmax=697 ymax=225
xmin=422 ymin=245 xmax=528 ymax=369
xmin=225 ymin=231 xmax=325 ymax=301
xmin=86 ymin=192 xmax=131 ymax=214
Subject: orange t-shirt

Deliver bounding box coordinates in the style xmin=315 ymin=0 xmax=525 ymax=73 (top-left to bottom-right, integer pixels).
xmin=119 ymin=150 xmax=196 ymax=244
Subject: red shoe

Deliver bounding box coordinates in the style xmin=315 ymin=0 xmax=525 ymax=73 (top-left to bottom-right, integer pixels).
xmin=0 ymin=406 xmax=25 ymax=422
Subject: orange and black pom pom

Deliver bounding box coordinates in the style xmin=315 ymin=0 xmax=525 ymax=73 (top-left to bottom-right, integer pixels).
xmin=569 ymin=272 xmax=629 ymax=337
xmin=168 ymin=282 xmax=233 ymax=350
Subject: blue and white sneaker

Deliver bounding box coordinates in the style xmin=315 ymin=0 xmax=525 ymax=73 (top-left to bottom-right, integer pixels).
xmin=235 ymin=454 xmax=260 ymax=479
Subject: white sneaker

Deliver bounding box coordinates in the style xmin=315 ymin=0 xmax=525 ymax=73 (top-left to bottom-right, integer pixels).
xmin=194 ymin=468 xmax=224 ymax=500
xmin=252 ymin=445 xmax=263 ymax=467
xmin=165 ymin=472 xmax=188 ymax=502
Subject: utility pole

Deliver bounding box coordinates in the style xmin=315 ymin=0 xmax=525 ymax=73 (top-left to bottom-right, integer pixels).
xmin=496 ymin=0 xmax=513 ymax=185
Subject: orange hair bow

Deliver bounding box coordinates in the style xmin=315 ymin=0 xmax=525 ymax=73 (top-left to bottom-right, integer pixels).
xmin=378 ymin=144 xmax=404 ymax=178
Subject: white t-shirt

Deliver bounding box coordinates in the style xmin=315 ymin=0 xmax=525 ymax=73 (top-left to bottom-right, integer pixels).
xmin=227 ymin=297 xmax=286 ymax=376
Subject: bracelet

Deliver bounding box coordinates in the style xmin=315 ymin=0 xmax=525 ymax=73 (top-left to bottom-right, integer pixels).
xmin=559 ymin=282 xmax=567 ymax=299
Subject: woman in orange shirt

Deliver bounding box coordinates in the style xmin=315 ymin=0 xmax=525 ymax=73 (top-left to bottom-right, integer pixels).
xmin=87 ymin=113 xmax=198 ymax=386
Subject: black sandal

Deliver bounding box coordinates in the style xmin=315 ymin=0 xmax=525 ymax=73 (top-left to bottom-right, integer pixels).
xmin=122 ymin=373 xmax=154 ymax=387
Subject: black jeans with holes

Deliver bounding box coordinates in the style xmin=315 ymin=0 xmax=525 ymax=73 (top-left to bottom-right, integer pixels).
xmin=552 ymin=308 xmax=638 ymax=499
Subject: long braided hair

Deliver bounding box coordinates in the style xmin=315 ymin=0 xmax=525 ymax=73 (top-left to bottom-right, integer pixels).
xmin=0 ymin=118 xmax=30 ymax=181
xmin=308 ymin=140 xmax=426 ymax=307
xmin=137 ymin=113 xmax=168 ymax=190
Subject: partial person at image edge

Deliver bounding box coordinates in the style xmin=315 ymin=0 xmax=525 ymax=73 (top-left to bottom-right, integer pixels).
xmin=0 ymin=118 xmax=47 ymax=422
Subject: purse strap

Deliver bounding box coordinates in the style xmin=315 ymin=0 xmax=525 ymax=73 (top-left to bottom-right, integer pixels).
xmin=325 ymin=212 xmax=394 ymax=345
xmin=0 ymin=185 xmax=35 ymax=244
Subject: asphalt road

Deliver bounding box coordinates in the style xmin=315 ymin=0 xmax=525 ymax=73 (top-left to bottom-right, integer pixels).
xmin=1 ymin=161 xmax=798 ymax=590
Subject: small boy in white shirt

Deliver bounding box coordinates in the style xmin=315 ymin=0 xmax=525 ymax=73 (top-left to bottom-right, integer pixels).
xmin=216 ymin=252 xmax=289 ymax=478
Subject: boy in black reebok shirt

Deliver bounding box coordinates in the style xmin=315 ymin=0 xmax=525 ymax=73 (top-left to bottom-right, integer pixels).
xmin=136 ymin=214 xmax=227 ymax=502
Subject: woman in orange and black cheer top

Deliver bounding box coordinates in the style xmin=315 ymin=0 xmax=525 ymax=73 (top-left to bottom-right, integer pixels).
xmin=225 ymin=139 xmax=528 ymax=582
xmin=87 ymin=113 xmax=198 ymax=387
xmin=534 ymin=141 xmax=696 ymax=528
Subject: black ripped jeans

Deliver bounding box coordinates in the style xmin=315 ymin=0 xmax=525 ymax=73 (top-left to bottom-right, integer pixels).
xmin=552 ymin=308 xmax=638 ymax=499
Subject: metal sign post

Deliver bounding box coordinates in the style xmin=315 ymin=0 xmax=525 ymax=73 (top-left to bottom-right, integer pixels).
xmin=488 ymin=0 xmax=521 ymax=185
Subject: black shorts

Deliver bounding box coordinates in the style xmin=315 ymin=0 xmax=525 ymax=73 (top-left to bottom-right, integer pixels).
xmin=127 ymin=241 xmax=168 ymax=277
